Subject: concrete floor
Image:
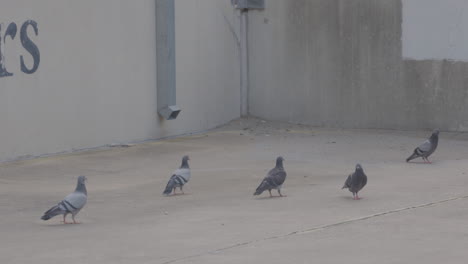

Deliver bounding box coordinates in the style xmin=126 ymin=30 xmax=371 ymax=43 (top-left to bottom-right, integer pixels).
xmin=1 ymin=118 xmax=468 ymax=264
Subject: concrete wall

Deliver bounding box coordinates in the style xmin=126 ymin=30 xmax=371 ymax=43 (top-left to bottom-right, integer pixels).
xmin=248 ymin=0 xmax=403 ymax=129
xmin=0 ymin=0 xmax=240 ymax=162
xmin=4 ymin=0 xmax=468 ymax=162
xmin=248 ymin=0 xmax=468 ymax=131
xmin=403 ymin=0 xmax=468 ymax=61
xmin=402 ymin=0 xmax=468 ymax=131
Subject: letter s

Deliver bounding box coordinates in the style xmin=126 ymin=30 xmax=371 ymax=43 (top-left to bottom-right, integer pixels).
xmin=20 ymin=20 xmax=40 ymax=74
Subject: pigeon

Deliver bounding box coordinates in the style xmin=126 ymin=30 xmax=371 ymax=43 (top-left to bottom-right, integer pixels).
xmin=342 ymin=164 xmax=367 ymax=200
xmin=254 ymin=156 xmax=287 ymax=197
xmin=406 ymin=129 xmax=439 ymax=163
xmin=163 ymin=155 xmax=191 ymax=195
xmin=41 ymin=175 xmax=88 ymax=224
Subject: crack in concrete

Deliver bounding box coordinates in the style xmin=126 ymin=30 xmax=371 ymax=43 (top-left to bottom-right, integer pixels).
xmin=161 ymin=195 xmax=468 ymax=264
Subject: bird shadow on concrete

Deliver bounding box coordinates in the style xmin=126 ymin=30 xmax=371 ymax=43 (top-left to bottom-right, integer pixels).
xmin=163 ymin=193 xmax=192 ymax=197
xmin=43 ymin=222 xmax=84 ymax=227
xmin=254 ymin=195 xmax=287 ymax=200
xmin=339 ymin=195 xmax=366 ymax=201
xmin=406 ymin=161 xmax=436 ymax=165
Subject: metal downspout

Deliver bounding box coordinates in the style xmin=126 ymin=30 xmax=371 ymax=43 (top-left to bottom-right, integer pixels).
xmin=240 ymin=9 xmax=249 ymax=117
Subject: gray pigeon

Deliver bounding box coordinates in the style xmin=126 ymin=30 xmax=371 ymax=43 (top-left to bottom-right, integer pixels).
xmin=342 ymin=164 xmax=367 ymax=200
xmin=254 ymin=156 xmax=287 ymax=197
xmin=163 ymin=155 xmax=191 ymax=195
xmin=41 ymin=175 xmax=88 ymax=224
xmin=406 ymin=129 xmax=439 ymax=163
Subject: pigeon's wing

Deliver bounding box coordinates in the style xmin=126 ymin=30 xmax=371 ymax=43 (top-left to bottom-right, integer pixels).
xmin=254 ymin=177 xmax=274 ymax=195
xmin=417 ymin=140 xmax=432 ymax=153
xmin=359 ymin=173 xmax=367 ymax=191
xmin=163 ymin=174 xmax=179 ymax=195
xmin=173 ymin=168 xmax=191 ymax=182
xmin=342 ymin=174 xmax=352 ymax=189
xmin=273 ymin=170 xmax=287 ymax=186
xmin=42 ymin=203 xmax=67 ymax=220
xmin=267 ymin=168 xmax=286 ymax=187
xmin=63 ymin=191 xmax=87 ymax=211
xmin=259 ymin=177 xmax=272 ymax=189
xmin=353 ymin=173 xmax=367 ymax=191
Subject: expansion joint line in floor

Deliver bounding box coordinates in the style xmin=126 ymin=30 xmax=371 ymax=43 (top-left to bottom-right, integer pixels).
xmin=162 ymin=194 xmax=468 ymax=264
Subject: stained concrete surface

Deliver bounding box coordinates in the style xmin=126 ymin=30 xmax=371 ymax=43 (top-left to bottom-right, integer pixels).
xmin=1 ymin=118 xmax=468 ymax=263
xmin=247 ymin=0 xmax=468 ymax=132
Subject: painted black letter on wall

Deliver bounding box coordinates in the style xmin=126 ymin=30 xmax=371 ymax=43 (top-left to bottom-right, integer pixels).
xmin=0 ymin=24 xmax=5 ymax=77
xmin=20 ymin=20 xmax=40 ymax=74
xmin=0 ymin=23 xmax=18 ymax=77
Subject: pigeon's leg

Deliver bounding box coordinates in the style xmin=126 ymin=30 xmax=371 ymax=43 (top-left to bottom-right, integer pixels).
xmin=62 ymin=214 xmax=70 ymax=224
xmin=71 ymin=214 xmax=80 ymax=224
xmin=277 ymin=189 xmax=286 ymax=197
xmin=172 ymin=187 xmax=176 ymax=195
xmin=423 ymin=157 xmax=431 ymax=164
xmin=268 ymin=189 xmax=272 ymax=197
xmin=180 ymin=185 xmax=184 ymax=194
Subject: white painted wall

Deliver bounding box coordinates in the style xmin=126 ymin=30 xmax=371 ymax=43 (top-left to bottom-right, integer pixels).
xmin=403 ymin=0 xmax=468 ymax=61
xmin=0 ymin=0 xmax=240 ymax=162
xmin=172 ymin=0 xmax=241 ymax=135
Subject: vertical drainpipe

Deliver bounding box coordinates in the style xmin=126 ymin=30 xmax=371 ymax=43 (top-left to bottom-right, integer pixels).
xmin=156 ymin=0 xmax=181 ymax=120
xmin=240 ymin=9 xmax=249 ymax=117
xmin=233 ymin=0 xmax=264 ymax=116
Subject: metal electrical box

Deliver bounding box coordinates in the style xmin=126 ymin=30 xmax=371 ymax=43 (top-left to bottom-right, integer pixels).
xmin=231 ymin=0 xmax=265 ymax=9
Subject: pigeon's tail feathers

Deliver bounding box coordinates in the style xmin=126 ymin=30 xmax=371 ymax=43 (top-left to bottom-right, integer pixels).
xmin=254 ymin=180 xmax=269 ymax=195
xmin=41 ymin=214 xmax=52 ymax=220
xmin=406 ymin=151 xmax=419 ymax=162
xmin=163 ymin=177 xmax=177 ymax=195
xmin=163 ymin=175 xmax=187 ymax=195
xmin=41 ymin=204 xmax=65 ymax=221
